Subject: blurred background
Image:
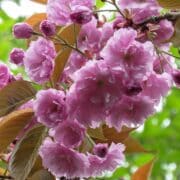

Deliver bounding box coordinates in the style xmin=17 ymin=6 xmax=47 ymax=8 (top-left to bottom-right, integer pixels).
xmin=0 ymin=0 xmax=180 ymax=179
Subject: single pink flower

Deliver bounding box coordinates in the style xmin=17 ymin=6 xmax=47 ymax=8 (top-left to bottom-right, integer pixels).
xmin=54 ymin=120 xmax=85 ymax=148
xmin=24 ymin=37 xmax=56 ymax=84
xmin=39 ymin=139 xmax=89 ymax=178
xmin=87 ymin=143 xmax=125 ymax=177
xmin=34 ymin=89 xmax=67 ymax=128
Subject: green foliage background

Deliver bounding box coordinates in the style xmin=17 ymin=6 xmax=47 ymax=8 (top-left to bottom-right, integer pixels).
xmin=0 ymin=0 xmax=179 ymax=179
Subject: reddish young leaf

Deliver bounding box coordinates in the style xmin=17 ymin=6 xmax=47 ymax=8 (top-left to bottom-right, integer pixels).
xmin=25 ymin=13 xmax=47 ymax=27
xmin=52 ymin=24 xmax=81 ymax=85
xmin=157 ymin=0 xmax=180 ymax=9
xmin=29 ymin=156 xmax=43 ymax=177
xmin=123 ymin=136 xmax=148 ymax=153
xmin=79 ymin=136 xmax=94 ymax=153
xmin=95 ymin=125 xmax=136 ymax=144
xmin=87 ymin=126 xmax=106 ymax=140
xmin=131 ymin=158 xmax=155 ymax=180
xmin=25 ymin=13 xmax=47 ymax=44
xmin=28 ymin=169 xmax=55 ymax=180
xmin=31 ymin=0 xmax=47 ymax=4
xmin=171 ymin=18 xmax=180 ymax=47
xmin=9 ymin=125 xmax=47 ymax=180
xmin=0 ymin=80 xmax=36 ymax=117
xmin=0 ymin=167 xmax=9 ymax=175
xmin=0 ymin=109 xmax=34 ymax=153
xmin=52 ymin=47 xmax=72 ymax=85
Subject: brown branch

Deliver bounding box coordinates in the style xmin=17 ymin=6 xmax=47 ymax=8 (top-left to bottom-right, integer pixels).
xmin=0 ymin=175 xmax=13 ymax=179
xmin=137 ymin=12 xmax=180 ymax=27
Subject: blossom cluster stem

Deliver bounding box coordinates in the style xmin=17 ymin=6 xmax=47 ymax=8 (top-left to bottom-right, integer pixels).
xmin=32 ymin=32 xmax=85 ymax=56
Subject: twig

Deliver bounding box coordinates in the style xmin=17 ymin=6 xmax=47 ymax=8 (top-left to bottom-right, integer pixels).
xmin=32 ymin=31 xmax=85 ymax=56
xmin=137 ymin=12 xmax=180 ymax=27
xmin=104 ymin=0 xmax=126 ymax=18
xmin=0 ymin=175 xmax=13 ymax=179
xmin=113 ymin=0 xmax=126 ymax=18
xmin=55 ymin=35 xmax=85 ymax=56
xmin=94 ymin=9 xmax=118 ymax=13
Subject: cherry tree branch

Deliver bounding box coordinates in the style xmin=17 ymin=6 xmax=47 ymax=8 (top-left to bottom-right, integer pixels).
xmin=0 ymin=175 xmax=13 ymax=179
xmin=137 ymin=12 xmax=180 ymax=26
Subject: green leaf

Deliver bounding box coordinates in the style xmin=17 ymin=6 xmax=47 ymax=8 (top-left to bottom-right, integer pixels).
xmin=9 ymin=125 xmax=47 ymax=180
xmin=0 ymin=80 xmax=36 ymax=117
xmin=96 ymin=0 xmax=105 ymax=9
xmin=0 ymin=109 xmax=34 ymax=153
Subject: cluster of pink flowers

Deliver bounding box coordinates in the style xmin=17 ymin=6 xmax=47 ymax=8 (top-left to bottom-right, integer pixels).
xmin=3 ymin=0 xmax=179 ymax=178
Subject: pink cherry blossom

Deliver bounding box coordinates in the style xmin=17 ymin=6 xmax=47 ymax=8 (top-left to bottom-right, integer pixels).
xmin=67 ymin=61 xmax=124 ymax=127
xmin=118 ymin=0 xmax=160 ymax=24
xmin=54 ymin=120 xmax=85 ymax=148
xmin=141 ymin=73 xmax=172 ymax=103
xmin=24 ymin=37 xmax=56 ymax=84
xmin=39 ymin=139 xmax=89 ymax=178
xmin=34 ymin=89 xmax=67 ymax=128
xmin=87 ymin=143 xmax=125 ymax=176
xmin=107 ymin=95 xmax=155 ymax=130
xmin=47 ymin=0 xmax=94 ymax=25
xmin=101 ymin=28 xmax=155 ymax=81
xmin=153 ymin=20 xmax=174 ymax=45
xmin=78 ymin=18 xmax=102 ymax=55
xmin=64 ymin=51 xmax=88 ymax=77
xmin=0 ymin=63 xmax=10 ymax=89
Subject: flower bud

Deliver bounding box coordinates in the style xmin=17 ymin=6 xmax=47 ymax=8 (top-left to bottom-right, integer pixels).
xmin=0 ymin=63 xmax=10 ymax=89
xmin=13 ymin=23 xmax=33 ymax=39
xmin=172 ymin=69 xmax=180 ymax=88
xmin=40 ymin=20 xmax=56 ymax=37
xmin=9 ymin=48 xmax=25 ymax=66
xmin=70 ymin=10 xmax=92 ymax=24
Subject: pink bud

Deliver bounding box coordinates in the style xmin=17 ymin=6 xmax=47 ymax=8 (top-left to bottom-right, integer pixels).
xmin=13 ymin=23 xmax=33 ymax=39
xmin=70 ymin=10 xmax=92 ymax=24
xmin=9 ymin=48 xmax=24 ymax=66
xmin=40 ymin=20 xmax=56 ymax=37
xmin=172 ymin=69 xmax=180 ymax=88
